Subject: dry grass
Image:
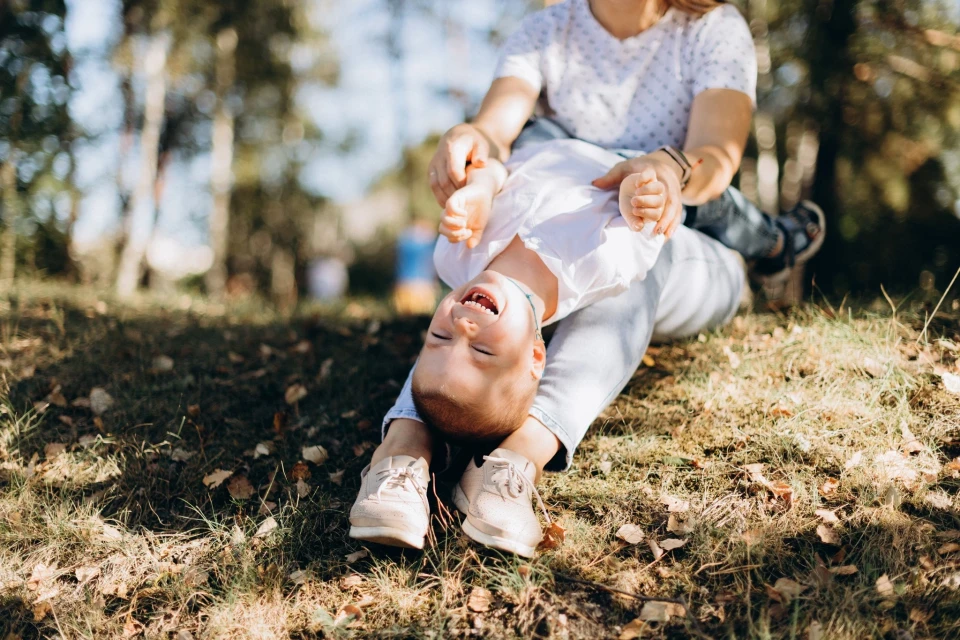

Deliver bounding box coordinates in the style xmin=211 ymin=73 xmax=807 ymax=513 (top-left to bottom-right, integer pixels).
xmin=1 ymin=281 xmax=959 ymax=639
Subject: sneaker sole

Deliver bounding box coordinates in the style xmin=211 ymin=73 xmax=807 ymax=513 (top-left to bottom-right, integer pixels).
xmin=348 ymin=525 xmax=425 ymax=550
xmin=452 ymin=484 xmax=537 ymax=558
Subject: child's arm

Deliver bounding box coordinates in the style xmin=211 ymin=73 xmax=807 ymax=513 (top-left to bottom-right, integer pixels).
xmin=438 ymin=160 xmax=508 ymax=250
xmin=429 ymin=77 xmax=538 ymax=207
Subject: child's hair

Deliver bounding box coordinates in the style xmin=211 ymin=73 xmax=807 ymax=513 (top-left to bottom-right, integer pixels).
xmin=411 ymin=378 xmax=536 ymax=445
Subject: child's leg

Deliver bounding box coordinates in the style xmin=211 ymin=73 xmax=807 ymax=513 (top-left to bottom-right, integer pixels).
xmin=439 ymin=161 xmax=508 ymax=249
xmin=370 ymin=418 xmax=434 ymax=466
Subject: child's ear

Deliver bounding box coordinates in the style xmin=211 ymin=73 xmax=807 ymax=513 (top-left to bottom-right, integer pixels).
xmin=530 ymin=339 xmax=547 ymax=380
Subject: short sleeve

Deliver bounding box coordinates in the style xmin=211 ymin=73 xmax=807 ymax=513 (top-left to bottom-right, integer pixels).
xmin=690 ymin=5 xmax=757 ymax=105
xmin=493 ymin=10 xmax=554 ymax=93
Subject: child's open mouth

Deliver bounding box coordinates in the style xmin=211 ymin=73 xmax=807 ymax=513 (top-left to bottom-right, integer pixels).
xmin=460 ymin=288 xmax=499 ymax=315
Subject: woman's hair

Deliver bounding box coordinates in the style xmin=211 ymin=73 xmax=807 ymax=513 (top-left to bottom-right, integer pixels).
xmin=665 ymin=0 xmax=726 ymax=17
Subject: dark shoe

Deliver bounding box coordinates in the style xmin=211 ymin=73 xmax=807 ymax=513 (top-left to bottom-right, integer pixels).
xmin=752 ymin=200 xmax=826 ymax=306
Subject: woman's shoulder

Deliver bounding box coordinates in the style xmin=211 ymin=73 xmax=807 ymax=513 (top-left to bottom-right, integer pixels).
xmin=512 ymin=0 xmax=576 ymax=33
xmin=675 ymin=3 xmax=750 ymax=35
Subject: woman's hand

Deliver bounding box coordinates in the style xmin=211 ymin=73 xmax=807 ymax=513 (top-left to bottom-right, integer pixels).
xmin=593 ymin=154 xmax=684 ymax=238
xmin=428 ymin=124 xmax=491 ymax=206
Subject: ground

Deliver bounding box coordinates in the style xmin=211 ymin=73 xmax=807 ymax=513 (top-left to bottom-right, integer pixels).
xmin=1 ymin=281 xmax=959 ymax=639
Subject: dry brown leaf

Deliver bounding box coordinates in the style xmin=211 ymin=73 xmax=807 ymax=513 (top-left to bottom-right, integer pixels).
xmin=202 ymin=469 xmax=232 ymax=489
xmin=27 ymin=563 xmax=57 ymax=590
xmin=295 ymin=478 xmax=310 ymax=498
xmin=816 ymin=525 xmax=840 ymax=545
xmin=769 ymin=577 xmax=805 ymax=604
xmin=89 ymin=387 xmax=114 ymax=416
xmin=467 ymin=587 xmax=492 ymax=613
xmin=876 ymin=574 xmax=894 ymax=598
xmin=44 ymin=442 xmax=67 ymax=458
xmin=170 ymin=447 xmax=196 ymax=462
xmin=900 ymin=422 xmax=924 ymax=454
xmin=152 ymin=355 xmax=174 ymax=372
xmin=340 ymin=574 xmax=364 ymax=589
xmin=47 ymin=391 xmax=67 ymax=407
xmin=75 ymin=566 xmax=100 ymax=583
xmin=807 ymin=621 xmax=824 ymax=640
xmin=667 ymin=514 xmax=696 ymax=535
xmin=641 ymin=353 xmax=655 ymax=367
xmin=345 ymin=549 xmax=368 ymax=563
xmin=616 ymin=524 xmax=645 ymax=545
xmin=187 ymin=404 xmax=201 ymax=417
xmin=538 ymin=521 xmax=565 ymax=551
xmin=661 ymin=495 xmax=689 ymax=513
xmin=302 ymin=445 xmax=328 ymax=465
xmin=226 ymin=475 xmax=255 ymax=500
xmin=829 ymin=565 xmax=858 ymax=576
xmin=290 ymin=461 xmax=311 ymax=481
xmin=328 ymin=470 xmax=345 ymax=486
xmin=938 ymin=542 xmax=960 ymax=554
xmin=722 ymin=345 xmax=741 ymax=369
xmin=639 ymin=601 xmax=670 ymax=622
xmin=334 ymin=604 xmax=363 ymax=627
xmin=819 ymin=478 xmax=839 ymax=496
xmin=845 ymin=451 xmax=864 ymax=470
xmin=659 ymin=538 xmax=687 ymax=551
xmin=619 ymin=618 xmax=646 ymax=640
xmin=814 ymin=509 xmax=839 ymax=524
xmin=941 ymin=371 xmax=960 ymax=395
xmin=254 ymin=517 xmax=278 ymax=538
xmin=32 ymin=601 xmax=52 ymax=622
xmin=742 ymin=529 xmax=763 ymax=546
xmin=648 ymin=539 xmax=664 ymax=560
xmin=862 ymin=357 xmax=885 ymax=378
xmin=284 ymin=384 xmax=308 ymax=405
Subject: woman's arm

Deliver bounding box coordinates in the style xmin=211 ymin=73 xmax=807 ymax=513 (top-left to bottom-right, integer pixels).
xmin=594 ymin=88 xmax=753 ymax=237
xmin=428 ymin=77 xmax=539 ymax=206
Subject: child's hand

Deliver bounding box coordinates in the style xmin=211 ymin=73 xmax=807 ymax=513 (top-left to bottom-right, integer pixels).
xmin=438 ymin=183 xmax=494 ymax=249
xmin=617 ymin=167 xmax=666 ymax=232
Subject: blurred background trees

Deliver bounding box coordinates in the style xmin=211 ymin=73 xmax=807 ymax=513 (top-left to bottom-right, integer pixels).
xmin=1 ymin=0 xmax=958 ymax=304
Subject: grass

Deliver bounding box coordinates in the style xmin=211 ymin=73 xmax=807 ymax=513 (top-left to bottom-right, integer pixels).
xmin=1 ymin=280 xmax=959 ymax=639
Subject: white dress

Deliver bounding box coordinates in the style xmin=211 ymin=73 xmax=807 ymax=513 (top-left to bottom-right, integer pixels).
xmin=434 ymin=139 xmax=665 ymax=324
xmin=494 ymin=0 xmax=757 ymax=152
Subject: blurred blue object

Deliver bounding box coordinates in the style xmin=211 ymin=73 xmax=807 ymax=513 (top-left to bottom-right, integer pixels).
xmin=393 ymin=220 xmax=439 ymax=314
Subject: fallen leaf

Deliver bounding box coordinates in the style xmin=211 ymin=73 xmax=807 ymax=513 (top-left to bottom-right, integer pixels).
xmin=333 ymin=604 xmax=363 ymax=627
xmin=941 ymin=371 xmax=960 ymax=395
xmin=876 ymin=574 xmax=894 ymax=598
xmin=467 ymin=587 xmax=492 ymax=613
xmin=819 ymin=478 xmax=839 ymax=496
xmin=171 ymin=447 xmax=196 ymax=462
xmin=900 ymin=422 xmax=924 ymax=454
xmin=829 ymin=565 xmax=858 ymax=576
xmin=769 ymin=577 xmax=805 ymax=604
xmin=75 ymin=566 xmax=100 ymax=583
xmin=302 ymin=445 xmax=328 ymax=465
xmin=667 ymin=514 xmax=695 ymax=535
xmin=642 ymin=354 xmax=655 ymax=367
xmin=874 ymin=450 xmax=920 ymax=488
xmin=44 ymin=443 xmax=67 ymax=458
xmin=32 ymin=601 xmax=52 ymax=622
xmin=254 ymin=517 xmax=278 ymax=538
xmin=845 ymin=451 xmax=864 ymax=470
xmin=648 ymin=538 xmax=664 ymax=560
xmin=742 ymin=529 xmax=763 ymax=546
xmin=152 ymin=355 xmax=174 ymax=372
xmin=661 ymin=495 xmax=689 ymax=513
xmin=328 ymin=470 xmax=345 ymax=486
xmin=659 ymin=538 xmax=687 ymax=551
xmin=47 ymin=391 xmax=67 ymax=407
xmin=187 ymin=404 xmax=201 ymax=417
xmin=101 ymin=522 xmax=124 ymax=541
xmin=925 ymin=492 xmax=952 ymax=510
xmin=816 ymin=525 xmax=840 ymax=545
xmin=292 ymin=340 xmax=312 ymax=354
xmin=258 ymin=501 xmax=276 ymax=516
xmin=616 ymin=524 xmax=645 ymax=545
xmin=290 ymin=461 xmax=311 ymax=481
xmin=253 ymin=442 xmax=273 ymax=458
xmin=538 ymin=521 xmax=565 ymax=550
xmin=295 ymin=478 xmax=311 ymax=498
xmin=345 ymin=549 xmax=368 ymax=563
xmin=202 ymin=471 xmax=231 ymax=492
xmin=227 ymin=475 xmax=255 ymax=500
xmin=340 ymin=574 xmax=364 ymax=589
xmin=27 ymin=563 xmax=57 ymax=590
xmin=89 ymin=388 xmax=114 ymax=416
xmin=352 ymin=441 xmax=374 ymax=457
xmin=938 ymin=542 xmax=960 ymax=554
xmin=285 ymin=384 xmax=308 ymax=405
xmin=909 ymin=607 xmax=933 ymax=624
xmin=639 ymin=601 xmax=669 ymax=622
xmin=815 ymin=509 xmax=839 ymax=524
xmin=122 ymin=618 xmax=143 ymax=637
xmin=619 ymin=618 xmax=646 ymax=640
xmin=862 ymin=357 xmax=885 ymax=378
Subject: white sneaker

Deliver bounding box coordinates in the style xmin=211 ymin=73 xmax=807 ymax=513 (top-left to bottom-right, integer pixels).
xmin=348 ymin=456 xmax=430 ymax=549
xmin=452 ymin=448 xmax=550 ymax=558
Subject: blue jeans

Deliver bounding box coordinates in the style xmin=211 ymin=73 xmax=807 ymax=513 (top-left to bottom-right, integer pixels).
xmin=514 ymin=117 xmax=781 ymax=260
xmin=383 ymin=225 xmax=744 ymax=470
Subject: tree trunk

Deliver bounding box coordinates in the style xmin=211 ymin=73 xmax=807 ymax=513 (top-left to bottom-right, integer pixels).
xmin=0 ymin=153 xmax=20 ymax=285
xmin=205 ymin=27 xmax=238 ymax=298
xmin=115 ymin=32 xmax=169 ymax=297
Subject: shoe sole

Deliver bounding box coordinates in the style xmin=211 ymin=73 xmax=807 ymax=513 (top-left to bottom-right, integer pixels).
xmin=452 ymin=485 xmax=537 ymax=558
xmin=348 ymin=525 xmax=424 ymax=550
xmin=754 ymin=200 xmax=827 ymax=299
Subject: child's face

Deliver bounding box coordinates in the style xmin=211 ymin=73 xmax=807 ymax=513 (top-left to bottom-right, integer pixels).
xmin=414 ymin=270 xmax=546 ymax=412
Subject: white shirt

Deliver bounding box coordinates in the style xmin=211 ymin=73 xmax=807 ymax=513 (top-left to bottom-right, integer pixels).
xmin=494 ymin=1 xmax=757 ymax=152
xmin=434 ymin=139 xmax=665 ymax=324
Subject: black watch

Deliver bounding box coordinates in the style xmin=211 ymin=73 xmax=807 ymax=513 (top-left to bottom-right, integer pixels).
xmin=656 ymin=146 xmax=693 ymax=189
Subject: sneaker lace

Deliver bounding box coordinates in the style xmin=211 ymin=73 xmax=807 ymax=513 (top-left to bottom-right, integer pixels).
xmin=483 ymin=455 xmax=551 ymax=525
xmin=374 ymin=466 xmax=427 ymax=504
